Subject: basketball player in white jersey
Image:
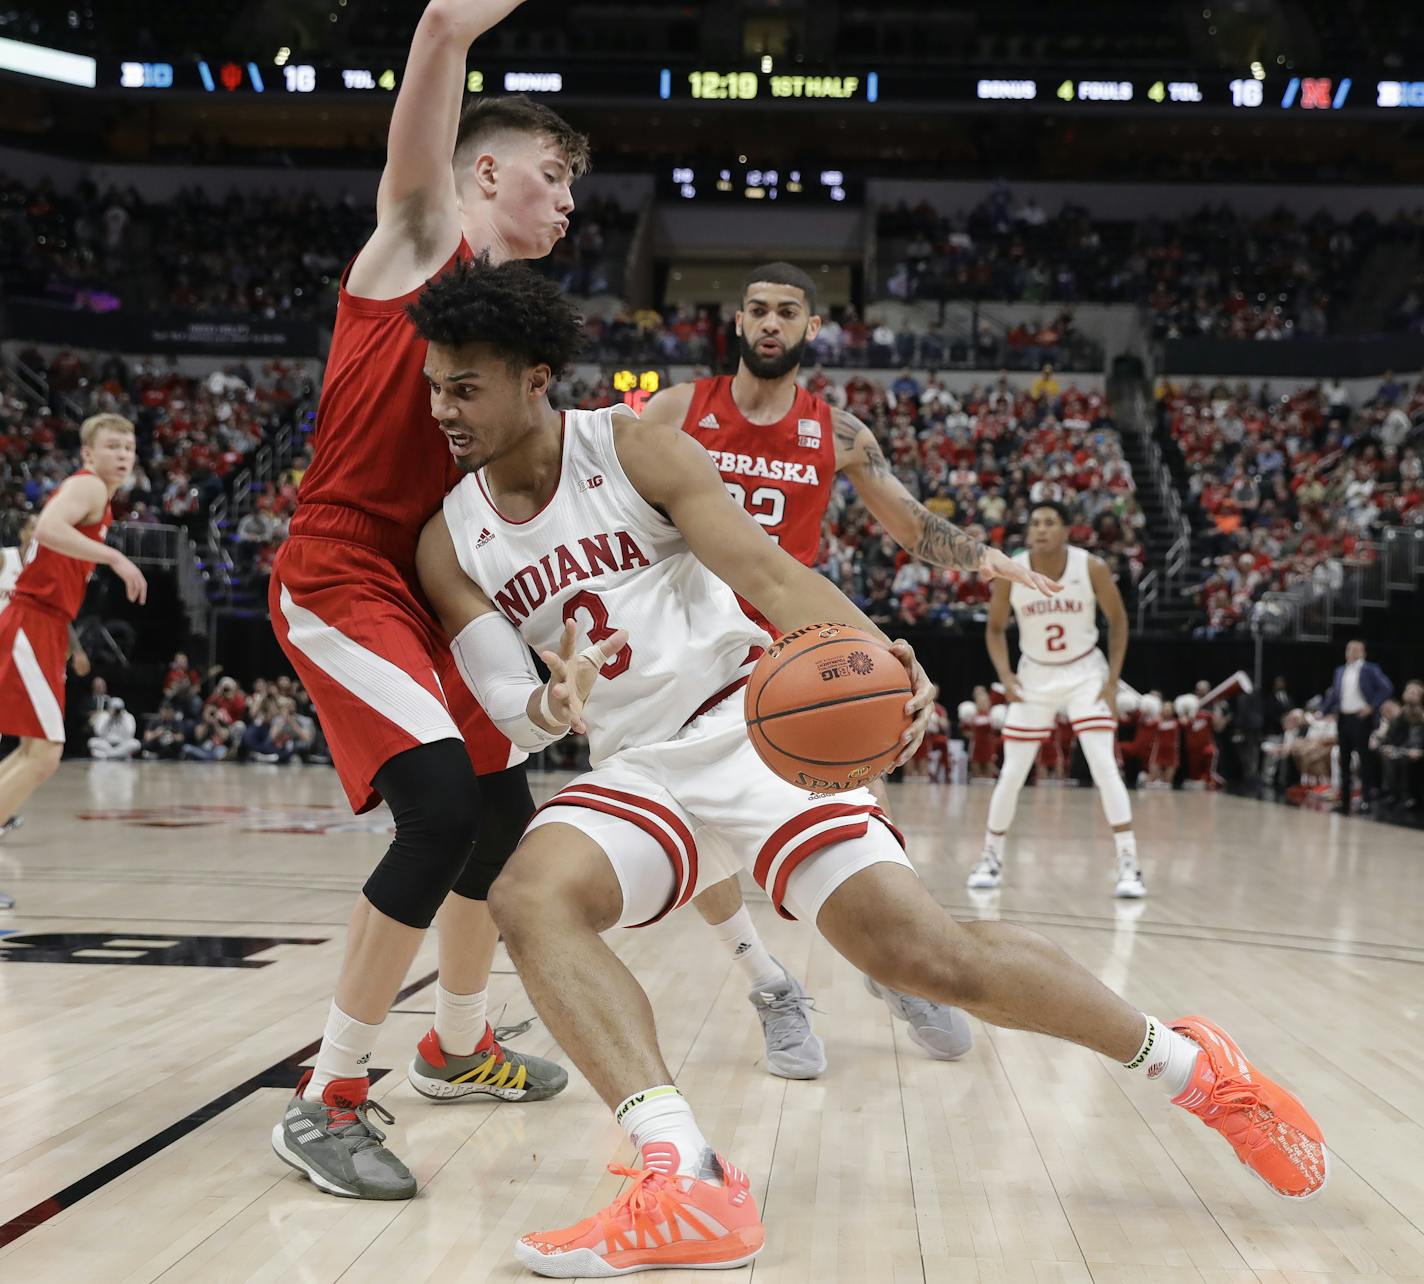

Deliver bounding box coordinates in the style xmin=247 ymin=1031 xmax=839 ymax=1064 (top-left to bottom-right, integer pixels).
xmin=969 ymin=500 xmax=1145 ymax=897
xmin=408 ymin=257 xmax=1325 ymax=1275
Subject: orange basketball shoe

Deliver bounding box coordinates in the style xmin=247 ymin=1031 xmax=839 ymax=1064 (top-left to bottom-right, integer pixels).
xmin=514 ymin=1143 xmax=764 ymax=1277
xmin=1170 ymin=1015 xmax=1329 ymax=1199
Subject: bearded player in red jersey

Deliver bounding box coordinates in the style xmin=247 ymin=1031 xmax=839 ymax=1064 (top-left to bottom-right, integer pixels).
xmin=637 ymin=262 xmax=1059 ymax=1076
xmin=267 ymin=0 xmax=586 ymax=1201
xmin=0 ymin=414 xmax=147 ymax=834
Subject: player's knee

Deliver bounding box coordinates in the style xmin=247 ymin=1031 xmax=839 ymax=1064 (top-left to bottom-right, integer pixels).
xmin=25 ymin=740 xmax=62 ymax=778
xmin=450 ymin=765 xmax=535 ymax=902
xmin=489 ymin=837 xmax=620 ymax=940
xmin=363 ymin=742 xmax=482 ymax=929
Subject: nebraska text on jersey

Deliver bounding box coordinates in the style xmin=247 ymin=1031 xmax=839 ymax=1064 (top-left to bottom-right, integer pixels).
xmin=703 ymin=450 xmax=821 ymax=486
xmin=493 ymin=530 xmax=651 ymax=623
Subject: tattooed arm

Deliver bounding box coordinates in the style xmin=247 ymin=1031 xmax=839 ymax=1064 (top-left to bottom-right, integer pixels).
xmin=832 ymin=407 xmax=1061 ymax=594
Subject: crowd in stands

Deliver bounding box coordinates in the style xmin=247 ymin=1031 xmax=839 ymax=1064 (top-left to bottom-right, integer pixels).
xmin=0 ymin=176 xmax=633 ymax=321
xmin=137 ymin=654 xmax=330 ymax=765
xmin=1157 ymin=374 xmax=1424 ymax=635
xmin=878 ymin=187 xmax=1411 ymax=340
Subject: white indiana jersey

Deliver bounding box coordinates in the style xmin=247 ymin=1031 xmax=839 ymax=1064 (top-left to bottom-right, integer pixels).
xmin=0 ymin=546 xmax=22 ymax=611
xmin=443 ymin=405 xmax=769 ymax=766
xmin=1010 ymin=544 xmax=1099 ymax=664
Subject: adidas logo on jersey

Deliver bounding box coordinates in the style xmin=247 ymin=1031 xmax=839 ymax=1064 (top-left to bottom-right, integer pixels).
xmin=476 ymin=528 xmax=495 ymax=548
xmin=698 ymin=413 xmax=720 ymax=430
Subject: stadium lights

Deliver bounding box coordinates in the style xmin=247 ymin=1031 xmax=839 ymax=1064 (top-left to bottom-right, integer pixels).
xmin=0 ymin=35 xmax=96 ymax=88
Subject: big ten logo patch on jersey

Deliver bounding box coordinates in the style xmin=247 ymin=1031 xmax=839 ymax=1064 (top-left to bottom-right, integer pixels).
xmin=797 ymin=418 xmax=822 ymax=449
xmin=817 ymin=649 xmax=875 ymax=681
xmin=0 ymin=932 xmax=326 ymax=968
xmin=582 ymin=474 xmax=604 ymax=490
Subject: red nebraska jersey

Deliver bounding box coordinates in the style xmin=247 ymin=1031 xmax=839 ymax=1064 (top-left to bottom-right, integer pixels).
xmin=11 ymin=471 xmax=111 ymax=620
xmin=681 ymin=376 xmax=836 ymax=568
xmin=292 ymin=240 xmax=469 ymax=563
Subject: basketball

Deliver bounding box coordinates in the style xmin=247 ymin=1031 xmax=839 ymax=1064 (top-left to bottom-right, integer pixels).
xmin=744 ymin=624 xmax=912 ymax=793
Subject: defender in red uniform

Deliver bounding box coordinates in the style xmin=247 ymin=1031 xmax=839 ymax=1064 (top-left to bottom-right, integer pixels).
xmin=267 ymin=0 xmax=587 ymax=1203
xmin=638 ymin=262 xmax=1058 ymax=1075
xmin=0 ymin=414 xmax=146 ymax=832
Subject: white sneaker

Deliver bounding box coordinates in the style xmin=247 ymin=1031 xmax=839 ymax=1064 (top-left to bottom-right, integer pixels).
xmin=1114 ymin=858 xmax=1147 ymax=899
xmin=966 ymin=851 xmax=1002 ymax=890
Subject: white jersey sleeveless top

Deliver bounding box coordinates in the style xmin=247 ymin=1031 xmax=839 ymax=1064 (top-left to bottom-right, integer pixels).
xmin=443 ymin=405 xmax=768 ymax=765
xmin=1010 ymin=544 xmax=1099 ymax=664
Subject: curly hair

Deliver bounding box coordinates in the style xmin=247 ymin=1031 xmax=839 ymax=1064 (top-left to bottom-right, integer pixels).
xmin=406 ymin=254 xmax=585 ymax=375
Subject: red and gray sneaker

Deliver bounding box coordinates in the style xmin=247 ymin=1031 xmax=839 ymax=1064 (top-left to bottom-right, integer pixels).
xmin=408 ymin=1023 xmax=569 ymax=1102
xmin=270 ymin=1070 xmax=415 ymax=1200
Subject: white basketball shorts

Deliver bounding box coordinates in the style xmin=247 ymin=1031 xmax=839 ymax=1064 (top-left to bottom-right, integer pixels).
xmin=1003 ymin=648 xmax=1117 ymax=744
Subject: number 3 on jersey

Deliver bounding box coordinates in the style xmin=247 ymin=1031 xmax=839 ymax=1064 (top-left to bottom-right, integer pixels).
xmin=724 ymin=482 xmax=785 ymax=541
xmin=563 ymin=589 xmax=631 ymax=679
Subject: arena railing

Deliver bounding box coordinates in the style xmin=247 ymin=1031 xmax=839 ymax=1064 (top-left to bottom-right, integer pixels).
xmin=109 ymin=520 xmax=209 ymax=634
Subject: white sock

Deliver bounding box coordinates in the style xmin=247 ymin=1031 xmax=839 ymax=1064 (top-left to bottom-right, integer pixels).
xmin=434 ymin=983 xmax=488 ymax=1057
xmin=615 ymin=1085 xmax=715 ymax=1180
xmin=708 ymin=905 xmax=783 ymax=991
xmin=1114 ymin=830 xmax=1138 ymax=864
xmin=1122 ymin=1015 xmax=1201 ymax=1097
xmin=306 ymin=1001 xmax=382 ymax=1101
xmin=983 ymin=830 xmax=1005 ymax=860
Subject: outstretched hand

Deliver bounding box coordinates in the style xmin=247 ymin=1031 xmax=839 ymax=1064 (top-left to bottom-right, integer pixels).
xmin=978 ymin=546 xmax=1061 ymax=596
xmin=539 ymin=619 xmax=629 ymax=735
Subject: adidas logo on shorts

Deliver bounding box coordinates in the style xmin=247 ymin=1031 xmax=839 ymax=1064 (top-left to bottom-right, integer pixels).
xmin=476 ymin=528 xmax=495 ymax=548
xmin=698 ymin=413 xmax=720 ymax=429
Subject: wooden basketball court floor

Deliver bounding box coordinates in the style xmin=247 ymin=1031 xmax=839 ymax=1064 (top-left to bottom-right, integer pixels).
xmin=0 ymin=761 xmax=1421 ymax=1283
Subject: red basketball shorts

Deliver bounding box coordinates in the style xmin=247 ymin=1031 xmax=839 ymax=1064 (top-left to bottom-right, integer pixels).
xmin=270 ymin=535 xmax=523 ymax=814
xmin=0 ymin=603 xmax=69 ymax=743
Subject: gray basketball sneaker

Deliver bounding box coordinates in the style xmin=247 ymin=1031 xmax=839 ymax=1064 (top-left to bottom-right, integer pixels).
xmin=749 ymin=959 xmax=827 ymax=1079
xmin=864 ymin=975 xmax=974 ymax=1060
xmin=408 ymin=1023 xmax=569 ymax=1102
xmin=271 ymin=1071 xmax=416 ymax=1200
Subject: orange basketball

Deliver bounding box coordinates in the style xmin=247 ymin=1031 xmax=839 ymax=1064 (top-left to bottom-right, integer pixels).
xmin=744 ymin=623 xmax=912 ymax=793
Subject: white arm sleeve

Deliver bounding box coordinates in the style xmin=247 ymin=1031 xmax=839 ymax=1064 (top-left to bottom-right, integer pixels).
xmin=449 ymin=612 xmax=567 ymax=751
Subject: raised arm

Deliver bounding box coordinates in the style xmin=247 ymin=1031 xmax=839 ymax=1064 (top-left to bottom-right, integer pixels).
xmin=350 ymin=0 xmax=529 ymax=295
xmin=35 ymin=474 xmax=147 ymax=603
xmin=832 ymin=406 xmax=1061 ymax=595
xmin=615 ymin=419 xmax=935 ymax=762
xmin=1087 ymin=554 xmax=1128 ymax=715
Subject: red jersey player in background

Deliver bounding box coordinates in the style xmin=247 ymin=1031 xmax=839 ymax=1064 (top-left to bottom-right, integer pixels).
xmin=637 ymin=262 xmax=1057 ymax=1074
xmin=0 ymin=414 xmax=146 ymax=839
xmin=267 ymin=0 xmax=585 ymax=1202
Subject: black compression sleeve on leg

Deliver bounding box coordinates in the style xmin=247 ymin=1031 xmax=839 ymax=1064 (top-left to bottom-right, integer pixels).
xmin=450 ymin=763 xmax=536 ymax=902
xmin=363 ymin=739 xmax=481 ymax=929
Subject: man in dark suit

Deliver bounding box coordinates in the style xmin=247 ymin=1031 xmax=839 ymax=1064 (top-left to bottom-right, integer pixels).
xmin=1322 ymin=639 xmax=1394 ymax=813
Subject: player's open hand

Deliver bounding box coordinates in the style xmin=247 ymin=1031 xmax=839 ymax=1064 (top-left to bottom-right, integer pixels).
xmin=890 ymin=638 xmax=936 ymax=768
xmin=71 ymin=649 xmax=91 ymax=678
xmin=1096 ymin=681 xmax=1119 ymax=718
xmin=978 ymin=546 xmax=1061 ymax=596
xmin=539 ymin=619 xmax=629 ymax=735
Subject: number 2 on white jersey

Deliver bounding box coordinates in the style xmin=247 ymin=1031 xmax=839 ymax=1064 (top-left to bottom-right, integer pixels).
xmin=724 ymin=482 xmax=785 ymax=541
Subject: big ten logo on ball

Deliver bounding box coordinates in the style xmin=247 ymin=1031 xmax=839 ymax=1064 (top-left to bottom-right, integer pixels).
xmin=766 ymin=622 xmax=846 ymax=658
xmin=816 ymin=649 xmax=876 ymax=681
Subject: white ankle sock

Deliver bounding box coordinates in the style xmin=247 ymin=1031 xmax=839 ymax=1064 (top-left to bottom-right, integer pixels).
xmin=615 ymin=1085 xmax=714 ymax=1179
xmin=306 ymin=1001 xmax=382 ymax=1101
xmin=434 ymin=983 xmax=488 ymax=1057
xmin=708 ymin=905 xmax=783 ymax=991
xmin=1114 ymin=830 xmax=1138 ymax=864
xmin=1122 ymin=1015 xmax=1201 ymax=1096
xmin=983 ymin=831 xmax=1004 ymax=860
